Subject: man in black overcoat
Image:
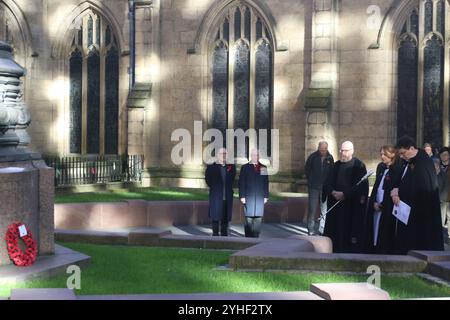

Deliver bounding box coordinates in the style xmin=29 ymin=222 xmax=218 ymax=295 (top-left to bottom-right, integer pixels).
xmin=323 ymin=141 xmax=369 ymax=253
xmin=205 ymin=148 xmax=236 ymax=236
xmin=239 ymin=149 xmax=269 ymax=238
xmin=390 ymin=136 xmax=444 ymax=254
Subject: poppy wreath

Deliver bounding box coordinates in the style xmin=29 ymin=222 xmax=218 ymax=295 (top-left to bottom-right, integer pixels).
xmin=5 ymin=222 xmax=38 ymax=267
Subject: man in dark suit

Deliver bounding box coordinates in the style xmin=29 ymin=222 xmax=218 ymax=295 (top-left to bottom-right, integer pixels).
xmin=239 ymin=149 xmax=269 ymax=238
xmin=205 ymin=148 xmax=236 ymax=236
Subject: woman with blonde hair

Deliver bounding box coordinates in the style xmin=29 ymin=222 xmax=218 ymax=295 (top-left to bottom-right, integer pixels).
xmin=365 ymin=145 xmax=403 ymax=254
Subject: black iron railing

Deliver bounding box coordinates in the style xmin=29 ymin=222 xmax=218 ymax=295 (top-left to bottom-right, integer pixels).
xmin=44 ymin=154 xmax=144 ymax=186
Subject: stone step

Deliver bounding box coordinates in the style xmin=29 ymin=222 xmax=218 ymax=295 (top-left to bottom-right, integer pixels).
xmin=409 ymin=250 xmax=450 ymax=263
xmin=10 ymin=288 xmax=77 ymax=300
xmin=0 ymin=244 xmax=90 ymax=282
xmin=77 ymin=291 xmax=323 ymax=300
xmin=230 ymin=251 xmax=428 ymax=273
xmin=55 ymin=229 xmax=129 ymax=245
xmin=426 ymin=261 xmax=450 ymax=282
xmin=310 ymin=283 xmax=390 ymax=300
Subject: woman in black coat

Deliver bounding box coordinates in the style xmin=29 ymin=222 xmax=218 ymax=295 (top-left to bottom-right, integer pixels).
xmin=365 ymin=145 xmax=403 ymax=254
xmin=205 ymin=148 xmax=236 ymax=236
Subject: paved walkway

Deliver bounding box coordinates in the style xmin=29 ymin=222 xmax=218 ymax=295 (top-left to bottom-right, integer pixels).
xmin=106 ymin=222 xmax=309 ymax=239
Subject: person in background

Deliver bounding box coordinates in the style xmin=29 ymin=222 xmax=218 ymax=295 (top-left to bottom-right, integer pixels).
xmin=438 ymin=147 xmax=450 ymax=245
xmin=424 ymin=143 xmax=436 ymax=158
xmin=304 ymin=141 xmax=334 ymax=235
xmin=439 ymin=147 xmax=450 ymax=172
xmin=239 ymin=149 xmax=269 ymax=238
xmin=205 ymin=148 xmax=236 ymax=236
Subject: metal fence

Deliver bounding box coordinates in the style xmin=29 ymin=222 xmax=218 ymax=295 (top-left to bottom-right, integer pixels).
xmin=44 ymin=154 xmax=144 ymax=186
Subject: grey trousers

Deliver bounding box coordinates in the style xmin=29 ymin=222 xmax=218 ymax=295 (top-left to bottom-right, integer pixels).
xmin=308 ymin=188 xmax=327 ymax=233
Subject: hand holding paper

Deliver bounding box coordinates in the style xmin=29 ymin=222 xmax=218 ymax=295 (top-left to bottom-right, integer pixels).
xmin=392 ymin=201 xmax=411 ymax=225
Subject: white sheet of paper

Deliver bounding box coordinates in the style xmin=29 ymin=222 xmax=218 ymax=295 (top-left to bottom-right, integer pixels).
xmin=392 ymin=201 xmax=411 ymax=225
xmin=18 ymin=224 xmax=27 ymax=238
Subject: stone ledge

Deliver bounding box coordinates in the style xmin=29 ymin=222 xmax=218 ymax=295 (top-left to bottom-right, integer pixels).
xmin=230 ymin=251 xmax=428 ymax=273
xmin=10 ymin=288 xmax=77 ymax=300
xmin=426 ymin=261 xmax=450 ymax=282
xmin=128 ymin=229 xmax=172 ymax=246
xmin=159 ymin=234 xmax=262 ymax=250
xmin=55 ymin=229 xmax=129 ymax=245
xmin=310 ymin=283 xmax=390 ymax=300
xmin=408 ymin=250 xmax=450 ymax=263
xmin=77 ymin=291 xmax=323 ymax=300
xmin=0 ymin=245 xmax=90 ymax=282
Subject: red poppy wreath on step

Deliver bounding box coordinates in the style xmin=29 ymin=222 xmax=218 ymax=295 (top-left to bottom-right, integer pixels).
xmin=5 ymin=222 xmax=38 ymax=267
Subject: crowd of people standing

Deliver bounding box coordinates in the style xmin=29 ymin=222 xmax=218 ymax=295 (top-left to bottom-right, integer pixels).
xmin=204 ymin=136 xmax=447 ymax=255
xmin=305 ymin=137 xmax=447 ymax=254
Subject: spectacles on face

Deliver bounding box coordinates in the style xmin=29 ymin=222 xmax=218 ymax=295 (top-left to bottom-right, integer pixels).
xmin=339 ymin=149 xmax=352 ymax=153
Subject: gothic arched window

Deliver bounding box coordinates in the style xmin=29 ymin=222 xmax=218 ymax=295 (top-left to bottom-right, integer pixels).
xmin=211 ymin=2 xmax=273 ymax=157
xmin=69 ymin=11 xmax=119 ymax=155
xmin=397 ymin=0 xmax=447 ymax=147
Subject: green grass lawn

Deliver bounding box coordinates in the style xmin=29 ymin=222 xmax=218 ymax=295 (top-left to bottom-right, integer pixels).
xmin=55 ymin=187 xmax=286 ymax=203
xmin=0 ymin=242 xmax=448 ymax=299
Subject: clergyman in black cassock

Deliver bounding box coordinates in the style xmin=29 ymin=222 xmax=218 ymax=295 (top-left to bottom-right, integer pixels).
xmin=391 ymin=137 xmax=444 ymax=254
xmin=239 ymin=149 xmax=269 ymax=238
xmin=365 ymin=146 xmax=403 ymax=254
xmin=205 ymin=148 xmax=236 ymax=236
xmin=323 ymin=141 xmax=369 ymax=253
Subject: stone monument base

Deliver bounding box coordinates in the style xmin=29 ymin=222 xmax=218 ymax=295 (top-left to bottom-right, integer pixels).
xmin=0 ymin=151 xmax=54 ymax=266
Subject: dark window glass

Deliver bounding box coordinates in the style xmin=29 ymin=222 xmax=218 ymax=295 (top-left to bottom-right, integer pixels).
xmin=425 ymin=0 xmax=433 ymax=35
xmin=88 ymin=15 xmax=93 ymax=47
xmin=255 ymin=42 xmax=272 ymax=156
xmin=410 ymin=11 xmax=419 ymax=36
xmin=78 ymin=28 xmax=83 ymax=46
xmin=233 ymin=42 xmax=250 ymax=156
xmin=437 ymin=0 xmax=445 ymax=36
xmin=223 ymin=19 xmax=229 ymax=42
xmin=105 ymin=47 xmax=119 ymax=154
xmin=87 ymin=49 xmax=100 ymax=154
xmin=105 ymin=26 xmax=111 ymax=46
xmin=69 ymin=49 xmax=83 ymax=154
xmin=397 ymin=39 xmax=418 ymax=141
xmin=234 ymin=8 xmax=241 ymax=40
xmin=244 ymin=7 xmax=251 ymax=41
xmin=256 ymin=18 xmax=263 ymax=40
xmin=212 ymin=42 xmax=229 ymax=143
xmin=95 ymin=17 xmax=100 ymax=45
xmin=423 ymin=36 xmax=444 ymax=148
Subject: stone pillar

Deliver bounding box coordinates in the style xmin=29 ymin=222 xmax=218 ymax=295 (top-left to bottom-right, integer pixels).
xmin=0 ymin=41 xmax=54 ymax=266
xmin=135 ymin=1 xmax=153 ymax=83
xmin=305 ymin=0 xmax=339 ymax=159
xmin=131 ymin=0 xmax=160 ymax=175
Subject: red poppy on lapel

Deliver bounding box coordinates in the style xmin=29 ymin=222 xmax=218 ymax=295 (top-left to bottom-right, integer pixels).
xmin=254 ymin=163 xmax=261 ymax=173
xmin=226 ymin=164 xmax=233 ymax=172
xmin=385 ymin=175 xmax=391 ymax=182
xmin=409 ymin=163 xmax=415 ymax=171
